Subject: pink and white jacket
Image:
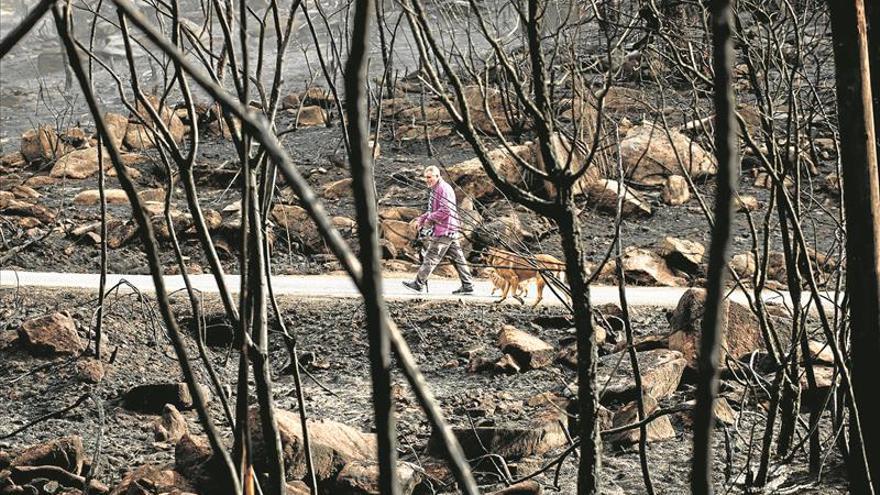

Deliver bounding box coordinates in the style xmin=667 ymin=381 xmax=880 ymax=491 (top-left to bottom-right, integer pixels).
xmin=417 ymin=179 xmax=460 ymax=238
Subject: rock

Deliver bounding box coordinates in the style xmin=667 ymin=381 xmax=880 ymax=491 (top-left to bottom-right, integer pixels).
xmin=824 ymin=173 xmax=840 ymax=196
xmin=332 ymin=216 xmax=358 ymax=230
xmin=735 ymin=195 xmax=759 ymax=212
xmin=73 ymin=189 xmax=129 ymax=206
xmin=596 ymin=349 xmax=686 ymax=403
xmin=462 ymin=85 xmax=519 ymax=135
xmin=585 ymin=179 xmax=652 ymax=217
xmin=49 ymin=148 xmax=111 ymax=179
xmin=153 ymin=404 xmax=189 ymax=443
xmin=175 ymin=434 xmax=227 ymax=491
xmin=21 ymin=126 xmax=70 ymax=163
xmin=489 ymin=480 xmax=543 ymax=495
xmin=607 ymin=395 xmax=675 ymax=446
xmin=286 ymin=480 xmax=312 ymax=495
xmin=333 ymin=460 xmax=422 ymax=495
xmin=800 ymin=365 xmax=836 ymax=412
xmin=0 ymin=330 xmax=18 ymax=350
xmin=1 ymin=151 xmax=26 ymax=168
xmin=397 ymin=104 xmax=451 ymax=123
xmin=380 ymin=220 xmax=417 ymax=259
xmin=103 ymin=112 xmax=129 ymax=150
xmin=280 ymin=93 xmax=301 ymax=110
xmin=804 ymin=340 xmax=835 ymax=365
xmin=493 ymin=353 xmax=522 ymax=374
xmin=290 ymin=105 xmax=328 ymax=127
xmin=11 ymin=436 xmax=84 ymax=475
xmin=23 ymin=175 xmax=58 ymax=188
xmin=446 ymin=145 xmax=532 ymax=200
xmin=0 ymin=199 xmax=56 ymax=223
xmin=110 ymin=464 xmax=193 ymax=495
xmin=0 ymin=190 xmax=13 ymax=208
xmin=397 ymin=123 xmax=453 ymax=142
xmin=271 ymin=204 xmax=323 ymax=252
xmin=712 ymin=397 xmax=737 ymax=425
xmin=662 ymin=175 xmax=690 ymax=205
xmin=300 ymin=87 xmax=334 ymax=107
xmin=667 ymin=288 xmax=762 ymax=369
xmin=75 ymin=358 xmax=105 ymax=383
xmin=59 ymin=127 xmax=89 ymax=149
xmin=124 ymin=95 xmax=188 ymax=150
xmin=658 ymin=237 xmax=705 ymax=273
xmin=123 ymin=383 xmax=210 ymax=413
xmin=17 ymin=313 xmax=83 ymax=356
xmin=378 ymin=206 xmax=421 ymax=222
xmin=11 ymin=185 xmax=39 ymax=199
xmin=475 ymin=213 xmax=530 ymax=246
xmin=531 ymin=134 xmax=604 ymax=196
xmin=429 ymin=401 xmax=568 ymax=461
xmin=249 ymin=408 xmax=377 ymax=481
xmin=730 ymin=252 xmax=756 ymax=279
xmin=620 ymin=122 xmax=716 ymax=185
xmin=8 ymin=465 xmax=109 ymax=494
xmin=620 ymin=247 xmax=685 ymax=286
xmin=322 ymin=178 xmax=353 ymax=199
xmin=138 ymin=188 xmax=166 ymax=203
xmin=497 ymin=325 xmax=554 ymax=370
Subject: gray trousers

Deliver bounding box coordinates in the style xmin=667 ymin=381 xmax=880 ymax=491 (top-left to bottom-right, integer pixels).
xmin=416 ymin=236 xmax=474 ymax=287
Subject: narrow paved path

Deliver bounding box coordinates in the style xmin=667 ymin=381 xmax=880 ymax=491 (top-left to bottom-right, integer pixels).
xmin=0 ymin=269 xmax=807 ymax=309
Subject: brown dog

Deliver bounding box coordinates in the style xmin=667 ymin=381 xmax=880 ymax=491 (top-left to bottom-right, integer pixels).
xmin=484 ymin=247 xmax=566 ymax=307
xmin=486 ymin=267 xmax=528 ymax=303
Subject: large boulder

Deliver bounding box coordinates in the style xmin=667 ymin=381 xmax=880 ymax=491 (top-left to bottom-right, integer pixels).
xmin=48 ymin=147 xmax=131 ymax=179
xmin=289 ymin=105 xmax=328 ymax=127
xmin=530 ymin=134 xmax=603 ymax=197
xmin=333 ymin=460 xmax=422 ymax=495
xmin=606 ymin=395 xmax=675 ymax=446
xmin=124 ymin=95 xmax=188 ymax=150
xmin=658 ymin=237 xmax=705 ymax=274
xmin=110 ymin=464 xmax=193 ymax=495
xmin=585 ymin=179 xmax=652 ymax=217
xmin=21 ymin=126 xmax=72 ymax=163
xmin=662 ymin=175 xmax=690 ymax=205
xmin=462 ymin=85 xmax=520 ymax=135
xmin=667 ymin=288 xmax=763 ymax=369
xmin=429 ymin=400 xmax=568 ymax=461
xmin=322 ymin=178 xmax=353 ymax=199
xmin=11 ymin=436 xmax=85 ymax=475
xmin=446 ymin=145 xmax=532 ymax=200
xmin=271 ymin=204 xmax=323 ymax=253
xmin=620 ymin=122 xmax=716 ymax=185
xmin=17 ymin=312 xmax=83 ymax=356
xmin=620 ymin=247 xmax=685 ymax=286
xmin=497 ymin=325 xmax=554 ymax=370
xmin=596 ymin=349 xmax=687 ymax=404
xmin=249 ymin=408 xmax=376 ymax=481
xmin=380 ymin=219 xmax=417 ymax=260
xmin=103 ymin=112 xmax=129 ymax=150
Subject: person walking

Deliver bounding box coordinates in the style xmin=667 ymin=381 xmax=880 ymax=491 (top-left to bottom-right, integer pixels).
xmin=402 ymin=166 xmax=475 ymax=294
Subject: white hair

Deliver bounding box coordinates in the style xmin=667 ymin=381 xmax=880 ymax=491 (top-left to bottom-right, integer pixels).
xmin=424 ymin=165 xmax=441 ymax=177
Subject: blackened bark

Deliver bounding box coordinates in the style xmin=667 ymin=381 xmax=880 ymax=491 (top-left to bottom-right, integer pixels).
xmin=829 ymin=1 xmax=880 ymax=492
xmin=691 ymin=0 xmax=738 ymax=492
xmin=345 ymin=0 xmax=400 ymax=493
xmin=557 ymin=206 xmax=600 ymax=495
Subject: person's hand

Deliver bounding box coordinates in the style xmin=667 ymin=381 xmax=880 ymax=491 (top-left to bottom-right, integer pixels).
xmin=409 ymin=218 xmax=420 ymax=228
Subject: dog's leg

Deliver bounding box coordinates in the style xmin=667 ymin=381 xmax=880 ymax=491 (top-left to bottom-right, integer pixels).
xmin=532 ymin=275 xmax=545 ymax=307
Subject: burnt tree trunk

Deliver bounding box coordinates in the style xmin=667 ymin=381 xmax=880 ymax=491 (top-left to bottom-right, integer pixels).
xmin=691 ymin=0 xmax=738 ymax=492
xmin=557 ymin=205 xmax=600 ymax=494
xmin=829 ymin=1 xmax=880 ymax=492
